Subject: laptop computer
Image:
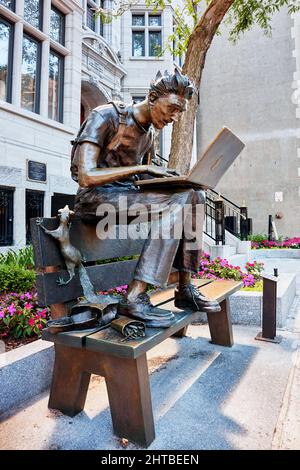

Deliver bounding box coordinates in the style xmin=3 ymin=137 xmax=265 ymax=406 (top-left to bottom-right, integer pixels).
xmin=135 ymin=127 xmax=245 ymax=190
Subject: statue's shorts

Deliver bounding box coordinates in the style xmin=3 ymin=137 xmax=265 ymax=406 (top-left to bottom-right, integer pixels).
xmin=75 ymin=184 xmax=206 ymax=287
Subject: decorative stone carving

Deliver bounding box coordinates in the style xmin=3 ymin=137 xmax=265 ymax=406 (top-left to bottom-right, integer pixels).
xmin=92 ymin=39 xmax=106 ymax=55
xmin=88 ymin=57 xmax=104 ymax=75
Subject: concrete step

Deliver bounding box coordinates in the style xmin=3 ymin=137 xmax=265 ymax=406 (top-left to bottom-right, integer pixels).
xmin=226 ymin=253 xmax=248 ymax=267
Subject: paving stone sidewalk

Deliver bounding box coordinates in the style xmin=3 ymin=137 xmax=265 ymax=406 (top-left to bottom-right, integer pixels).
xmin=0 ymin=321 xmax=299 ymax=450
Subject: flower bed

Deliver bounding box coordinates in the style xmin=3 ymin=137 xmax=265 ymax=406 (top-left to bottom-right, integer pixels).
xmin=0 ymin=246 xmax=265 ymax=352
xmin=251 ymin=237 xmax=300 ymax=249
xmin=0 ymin=291 xmax=49 ymax=349
xmin=192 ymin=252 xmax=264 ymax=287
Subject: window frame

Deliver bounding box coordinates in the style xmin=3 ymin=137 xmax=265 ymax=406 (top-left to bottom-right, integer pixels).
xmin=23 ymin=0 xmax=43 ymax=31
xmin=21 ymin=32 xmax=42 ymax=114
xmin=86 ymin=0 xmax=104 ymax=36
xmin=148 ymin=14 xmax=161 ymax=27
xmin=87 ymin=0 xmax=96 ymax=33
xmin=0 ymin=0 xmax=15 ymax=11
xmin=148 ymin=30 xmax=161 ymax=57
xmin=0 ymin=15 xmax=14 ymax=103
xmin=48 ymin=48 xmax=64 ymax=123
xmin=132 ymin=14 xmax=145 ymax=26
xmin=132 ymin=30 xmax=145 ymax=57
xmin=131 ymin=11 xmax=162 ymax=58
xmin=50 ymin=4 xmax=65 ymax=46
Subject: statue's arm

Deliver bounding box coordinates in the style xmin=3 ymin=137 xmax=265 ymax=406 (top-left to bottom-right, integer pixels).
xmin=78 ymin=143 xmax=177 ymax=187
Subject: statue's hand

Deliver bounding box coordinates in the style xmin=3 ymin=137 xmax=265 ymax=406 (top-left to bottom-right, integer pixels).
xmin=147 ymin=166 xmax=180 ymax=178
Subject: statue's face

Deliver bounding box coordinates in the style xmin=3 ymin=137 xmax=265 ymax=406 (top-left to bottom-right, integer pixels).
xmin=150 ymin=93 xmax=187 ymax=129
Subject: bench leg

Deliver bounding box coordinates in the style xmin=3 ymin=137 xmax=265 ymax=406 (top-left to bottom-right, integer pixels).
xmin=48 ymin=344 xmax=91 ymax=417
xmin=207 ymin=298 xmax=234 ymax=347
xmin=172 ymin=326 xmax=189 ymax=337
xmin=104 ymin=354 xmax=155 ymax=447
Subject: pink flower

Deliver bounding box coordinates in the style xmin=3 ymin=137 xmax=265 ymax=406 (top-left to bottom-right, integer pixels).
xmin=39 ymin=309 xmax=47 ymax=318
xmin=220 ymin=260 xmax=228 ymax=268
xmin=8 ymin=303 xmax=16 ymax=315
xmin=25 ymin=293 xmax=32 ymax=299
xmin=0 ymin=310 xmax=5 ymax=318
xmin=24 ymin=303 xmax=33 ymax=310
xmin=28 ymin=318 xmax=35 ymax=327
xmin=37 ymin=324 xmax=43 ymax=330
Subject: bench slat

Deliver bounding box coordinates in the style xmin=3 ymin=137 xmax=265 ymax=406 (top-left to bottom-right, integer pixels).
xmin=150 ymin=279 xmax=213 ymax=306
xmin=42 ymin=279 xmax=242 ymax=355
xmin=36 ymin=259 xmax=138 ymax=306
xmin=42 ymin=325 xmax=105 ymax=348
xmin=31 ymin=218 xmax=147 ymax=268
xmin=86 ymin=311 xmax=195 ymax=358
xmin=199 ymin=279 xmax=243 ymax=303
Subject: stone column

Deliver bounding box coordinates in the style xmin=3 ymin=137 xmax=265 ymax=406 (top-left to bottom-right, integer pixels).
xmin=82 ymin=0 xmax=88 ymax=28
xmin=39 ymin=0 xmax=51 ymax=117
xmin=103 ymin=0 xmax=112 ymax=44
xmin=63 ymin=10 xmax=82 ymax=129
xmin=11 ymin=21 xmax=23 ymax=107
xmin=14 ymin=187 xmax=26 ymax=248
xmin=44 ymin=189 xmax=52 ymax=218
xmin=40 ymin=40 xmax=50 ymax=117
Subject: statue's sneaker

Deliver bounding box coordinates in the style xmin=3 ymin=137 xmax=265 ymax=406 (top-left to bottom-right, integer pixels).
xmin=174 ymin=284 xmax=221 ymax=313
xmin=118 ymin=293 xmax=176 ymax=328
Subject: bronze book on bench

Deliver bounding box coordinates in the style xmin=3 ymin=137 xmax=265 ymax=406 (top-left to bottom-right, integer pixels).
xmin=135 ymin=127 xmax=245 ymax=190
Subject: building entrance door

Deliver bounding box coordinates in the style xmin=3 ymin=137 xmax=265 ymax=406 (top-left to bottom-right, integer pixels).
xmin=0 ymin=187 xmax=14 ymax=246
xmin=26 ymin=190 xmax=44 ymax=244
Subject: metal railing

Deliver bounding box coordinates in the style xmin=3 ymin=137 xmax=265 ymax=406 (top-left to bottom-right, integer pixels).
xmin=205 ymin=189 xmax=250 ymax=244
xmin=152 ymin=155 xmax=251 ymax=245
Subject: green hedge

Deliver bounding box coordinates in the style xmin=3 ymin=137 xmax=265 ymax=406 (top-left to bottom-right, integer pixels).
xmin=0 ymin=265 xmax=36 ymax=293
xmin=0 ymin=245 xmax=34 ymax=269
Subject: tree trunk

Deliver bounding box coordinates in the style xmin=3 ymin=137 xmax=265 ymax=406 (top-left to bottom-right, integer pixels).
xmin=168 ymin=0 xmax=234 ymax=174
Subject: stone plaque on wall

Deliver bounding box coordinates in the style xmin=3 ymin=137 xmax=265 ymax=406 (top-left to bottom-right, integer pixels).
xmin=27 ymin=160 xmax=47 ymax=183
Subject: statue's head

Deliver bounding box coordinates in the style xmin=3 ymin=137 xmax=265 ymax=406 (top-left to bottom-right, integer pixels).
xmin=148 ymin=68 xmax=196 ymax=129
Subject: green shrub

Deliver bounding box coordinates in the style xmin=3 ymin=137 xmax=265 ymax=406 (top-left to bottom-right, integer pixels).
xmin=247 ymin=234 xmax=268 ymax=243
xmin=0 ymin=245 xmax=34 ymax=269
xmin=0 ymin=265 xmax=36 ymax=293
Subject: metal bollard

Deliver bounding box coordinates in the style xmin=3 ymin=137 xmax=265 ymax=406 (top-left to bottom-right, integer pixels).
xmin=255 ymin=268 xmax=282 ymax=343
xmin=215 ymin=198 xmax=225 ymax=245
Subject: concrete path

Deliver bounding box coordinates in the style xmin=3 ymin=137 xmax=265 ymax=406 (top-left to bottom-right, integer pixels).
xmin=0 ymin=321 xmax=299 ymax=450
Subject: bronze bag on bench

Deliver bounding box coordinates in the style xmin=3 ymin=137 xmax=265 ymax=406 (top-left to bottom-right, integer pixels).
xmin=46 ymin=296 xmax=118 ymax=334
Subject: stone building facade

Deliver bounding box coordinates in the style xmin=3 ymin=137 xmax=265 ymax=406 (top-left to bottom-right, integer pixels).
xmin=0 ymin=0 xmax=82 ymax=249
xmin=0 ymin=0 xmax=186 ymax=250
xmin=197 ymin=9 xmax=300 ymax=238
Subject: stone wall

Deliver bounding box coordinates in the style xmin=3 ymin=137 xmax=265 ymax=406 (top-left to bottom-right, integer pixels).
xmin=197 ymin=9 xmax=299 ymax=237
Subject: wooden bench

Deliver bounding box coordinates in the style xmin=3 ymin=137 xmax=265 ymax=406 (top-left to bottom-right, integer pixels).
xmin=31 ymin=217 xmax=242 ymax=447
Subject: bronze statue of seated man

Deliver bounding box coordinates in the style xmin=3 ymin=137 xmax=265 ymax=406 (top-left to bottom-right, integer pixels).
xmin=71 ymin=69 xmax=220 ymax=327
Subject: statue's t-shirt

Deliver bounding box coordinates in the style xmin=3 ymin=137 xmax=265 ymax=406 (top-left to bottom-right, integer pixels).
xmin=71 ymin=102 xmax=155 ymax=188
